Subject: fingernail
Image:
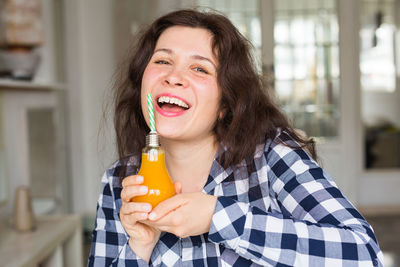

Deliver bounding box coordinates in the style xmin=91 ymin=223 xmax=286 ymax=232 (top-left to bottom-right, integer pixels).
xmin=144 ymin=204 xmax=152 ymax=212
xmin=149 ymin=212 xmax=156 ymax=220
xmin=140 ymin=186 xmax=147 ymax=193
xmin=136 ymin=176 xmax=144 ymax=183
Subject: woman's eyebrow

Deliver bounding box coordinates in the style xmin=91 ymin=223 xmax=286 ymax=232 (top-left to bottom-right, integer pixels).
xmin=154 ymin=48 xmax=172 ymax=54
xmin=153 ymin=48 xmax=216 ymax=69
xmin=191 ymin=55 xmax=217 ymax=69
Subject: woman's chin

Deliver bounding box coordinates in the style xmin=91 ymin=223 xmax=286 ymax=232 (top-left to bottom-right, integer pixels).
xmin=157 ymin=129 xmax=184 ymax=141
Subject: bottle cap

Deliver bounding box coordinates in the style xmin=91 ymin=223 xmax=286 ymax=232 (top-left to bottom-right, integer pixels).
xmin=146 ymin=132 xmax=160 ymax=147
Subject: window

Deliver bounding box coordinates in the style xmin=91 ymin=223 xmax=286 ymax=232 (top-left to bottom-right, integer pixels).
xmin=273 ymin=0 xmax=340 ymax=138
xmin=196 ymin=0 xmax=340 ymax=138
xmin=361 ymin=0 xmax=400 ymax=169
xmin=360 ymin=0 xmax=396 ymax=93
xmin=196 ymin=0 xmax=262 ymax=70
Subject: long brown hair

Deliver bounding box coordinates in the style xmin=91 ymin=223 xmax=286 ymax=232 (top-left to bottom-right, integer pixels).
xmin=113 ymin=9 xmax=316 ymax=175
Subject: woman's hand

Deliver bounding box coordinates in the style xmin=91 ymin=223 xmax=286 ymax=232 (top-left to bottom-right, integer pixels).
xmin=120 ymin=175 xmax=160 ymax=261
xmin=142 ymin=192 xmax=218 ymax=238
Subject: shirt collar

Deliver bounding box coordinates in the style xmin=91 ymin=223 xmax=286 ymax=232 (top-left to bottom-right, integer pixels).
xmin=202 ymin=144 xmax=233 ymax=194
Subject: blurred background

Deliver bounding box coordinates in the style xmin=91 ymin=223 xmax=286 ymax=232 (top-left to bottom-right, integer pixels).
xmin=0 ymin=0 xmax=399 ymax=266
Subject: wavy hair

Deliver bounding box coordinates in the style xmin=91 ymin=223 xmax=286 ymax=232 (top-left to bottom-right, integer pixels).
xmin=113 ymin=9 xmax=316 ymax=176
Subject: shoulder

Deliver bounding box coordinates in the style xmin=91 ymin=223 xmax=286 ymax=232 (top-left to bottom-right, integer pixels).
xmin=264 ymin=129 xmax=314 ymax=163
xmin=228 ymin=129 xmax=315 ymax=170
xmin=261 ymin=129 xmax=324 ymax=178
xmin=261 ymin=129 xmax=336 ymax=188
xmin=233 ymin=129 xmax=308 ymax=168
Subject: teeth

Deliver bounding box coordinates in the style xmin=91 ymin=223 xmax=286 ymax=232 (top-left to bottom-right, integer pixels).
xmin=158 ymin=96 xmax=189 ymax=109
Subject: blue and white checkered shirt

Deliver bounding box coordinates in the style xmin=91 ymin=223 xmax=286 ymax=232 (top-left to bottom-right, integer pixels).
xmin=88 ymin=131 xmax=384 ymax=266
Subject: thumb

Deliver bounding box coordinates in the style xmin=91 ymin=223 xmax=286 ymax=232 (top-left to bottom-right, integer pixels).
xmin=174 ymin=181 xmax=182 ymax=194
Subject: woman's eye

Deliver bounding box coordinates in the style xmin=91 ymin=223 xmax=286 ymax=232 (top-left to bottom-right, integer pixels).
xmin=154 ymin=60 xmax=170 ymax=65
xmin=193 ymin=67 xmax=208 ymax=74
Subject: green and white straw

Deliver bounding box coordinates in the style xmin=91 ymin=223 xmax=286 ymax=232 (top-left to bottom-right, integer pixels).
xmin=147 ymin=93 xmax=156 ymax=133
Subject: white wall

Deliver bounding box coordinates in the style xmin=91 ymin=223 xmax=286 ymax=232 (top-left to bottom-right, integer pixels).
xmin=63 ymin=0 xmax=116 ymax=214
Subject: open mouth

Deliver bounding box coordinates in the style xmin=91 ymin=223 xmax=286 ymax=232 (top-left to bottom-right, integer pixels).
xmin=157 ymin=96 xmax=190 ymax=113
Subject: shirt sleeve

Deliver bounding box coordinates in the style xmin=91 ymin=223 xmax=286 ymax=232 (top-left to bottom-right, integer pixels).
xmin=208 ymin=136 xmax=384 ymax=266
xmin=87 ymin=167 xmax=152 ymax=267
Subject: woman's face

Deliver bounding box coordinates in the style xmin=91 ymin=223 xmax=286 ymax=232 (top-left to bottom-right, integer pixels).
xmin=141 ymin=26 xmax=221 ymax=143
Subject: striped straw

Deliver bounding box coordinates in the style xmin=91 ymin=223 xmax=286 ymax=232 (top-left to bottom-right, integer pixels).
xmin=147 ymin=93 xmax=156 ymax=133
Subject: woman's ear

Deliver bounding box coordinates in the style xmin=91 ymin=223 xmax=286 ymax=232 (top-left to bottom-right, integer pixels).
xmin=219 ymin=110 xmax=224 ymax=120
xmin=218 ymin=103 xmax=228 ymax=120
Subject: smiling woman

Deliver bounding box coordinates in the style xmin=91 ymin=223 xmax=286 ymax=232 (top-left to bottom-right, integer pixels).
xmin=141 ymin=26 xmax=220 ymax=142
xmin=88 ymin=9 xmax=383 ymax=267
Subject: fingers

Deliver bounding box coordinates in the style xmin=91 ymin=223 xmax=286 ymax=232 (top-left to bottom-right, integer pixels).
xmin=121 ymin=211 xmax=149 ymax=225
xmin=122 ymin=175 xmax=144 ymax=187
xmin=142 ymin=211 xmax=186 ymax=237
xmin=121 ymin=185 xmax=148 ymax=202
xmin=141 ymin=218 xmax=171 ymax=232
xmin=120 ymin=201 xmax=152 ymax=214
xmin=142 ymin=193 xmax=216 ymax=238
xmin=121 ymin=175 xmax=149 ymax=202
xmin=120 ymin=202 xmax=152 ymax=225
xmin=148 ymin=194 xmax=186 ymax=221
xmin=174 ymin=181 xmax=182 ymax=194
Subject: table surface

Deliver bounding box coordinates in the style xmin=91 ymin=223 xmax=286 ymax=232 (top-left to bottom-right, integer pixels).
xmin=0 ymin=214 xmax=82 ymax=267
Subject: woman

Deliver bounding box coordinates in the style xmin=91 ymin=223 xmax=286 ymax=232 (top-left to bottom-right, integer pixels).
xmin=88 ymin=9 xmax=383 ymax=266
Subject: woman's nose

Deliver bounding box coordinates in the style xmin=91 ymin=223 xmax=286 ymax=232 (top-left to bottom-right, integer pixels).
xmin=163 ymin=68 xmax=188 ymax=88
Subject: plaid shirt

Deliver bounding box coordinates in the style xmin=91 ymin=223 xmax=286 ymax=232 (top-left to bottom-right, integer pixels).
xmin=88 ymin=131 xmax=384 ymax=266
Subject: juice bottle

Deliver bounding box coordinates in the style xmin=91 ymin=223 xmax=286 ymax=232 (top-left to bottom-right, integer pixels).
xmin=131 ymin=133 xmax=175 ymax=207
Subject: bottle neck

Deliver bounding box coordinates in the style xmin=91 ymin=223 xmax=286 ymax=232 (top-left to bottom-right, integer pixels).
xmin=146 ymin=132 xmax=160 ymax=147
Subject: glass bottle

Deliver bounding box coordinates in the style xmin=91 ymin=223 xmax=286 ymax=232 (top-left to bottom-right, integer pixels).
xmin=131 ymin=133 xmax=175 ymax=207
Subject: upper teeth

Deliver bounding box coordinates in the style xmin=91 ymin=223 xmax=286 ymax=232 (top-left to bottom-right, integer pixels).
xmin=158 ymin=96 xmax=189 ymax=109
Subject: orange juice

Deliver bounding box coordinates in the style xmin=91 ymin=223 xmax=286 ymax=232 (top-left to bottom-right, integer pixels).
xmin=131 ymin=147 xmax=175 ymax=207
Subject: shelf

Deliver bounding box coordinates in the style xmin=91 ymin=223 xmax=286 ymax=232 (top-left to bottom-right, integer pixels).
xmin=0 ymin=214 xmax=83 ymax=267
xmin=0 ymin=79 xmax=65 ymax=91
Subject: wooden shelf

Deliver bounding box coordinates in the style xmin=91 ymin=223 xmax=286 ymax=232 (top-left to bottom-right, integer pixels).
xmin=0 ymin=79 xmax=65 ymax=91
xmin=0 ymin=214 xmax=83 ymax=267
